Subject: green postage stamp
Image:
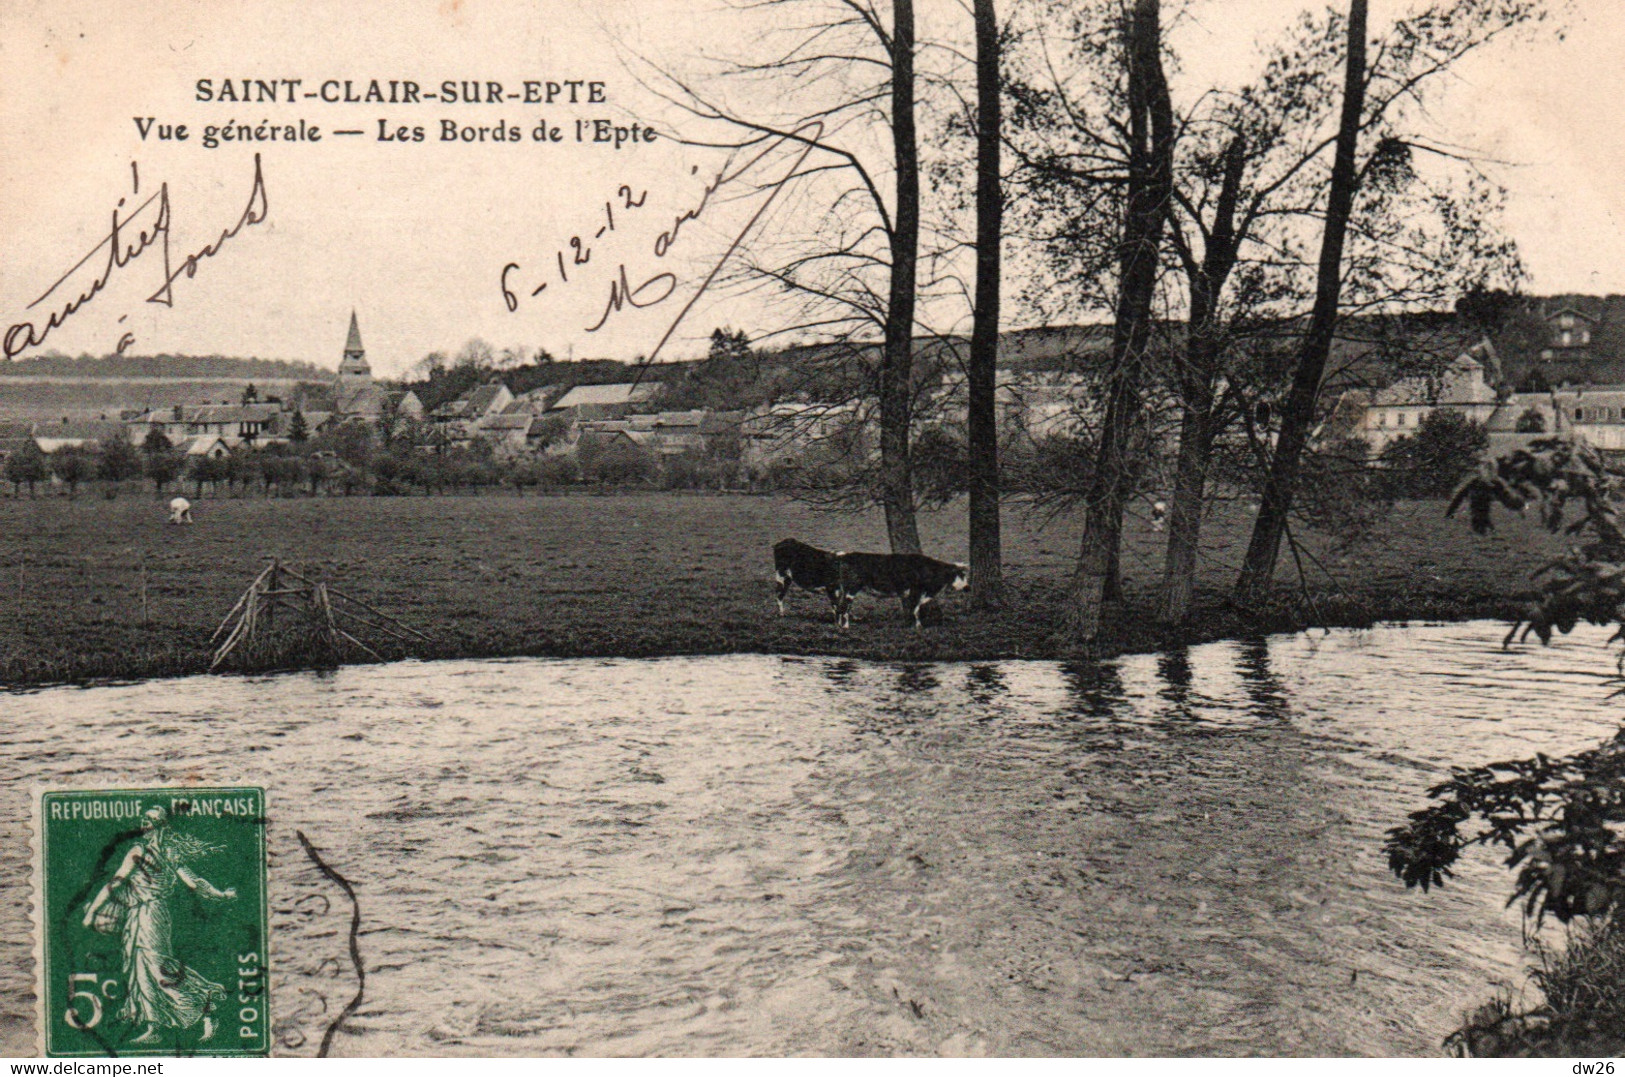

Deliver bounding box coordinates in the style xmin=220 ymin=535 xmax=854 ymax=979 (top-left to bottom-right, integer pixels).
xmin=32 ymin=787 xmax=270 ymax=1057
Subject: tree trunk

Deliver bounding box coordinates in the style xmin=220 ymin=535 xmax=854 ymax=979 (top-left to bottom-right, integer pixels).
xmin=1068 ymin=0 xmax=1173 ymax=641
xmin=881 ymin=0 xmax=922 ymax=557
xmin=1157 ymin=134 xmax=1246 ymax=624
xmin=968 ymin=0 xmax=1003 ymax=608
xmin=1234 ymin=0 xmax=1368 ymax=606
xmin=1158 ymin=395 xmax=1214 ymax=621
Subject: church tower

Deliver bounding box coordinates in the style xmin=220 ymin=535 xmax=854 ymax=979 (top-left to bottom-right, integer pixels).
xmin=338 ymin=310 xmax=370 ymax=387
xmin=334 ymin=310 xmax=383 ymax=416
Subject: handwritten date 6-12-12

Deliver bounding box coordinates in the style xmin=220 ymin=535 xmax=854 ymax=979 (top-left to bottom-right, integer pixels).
xmin=500 ymin=183 xmax=652 ymax=313
xmin=500 ymin=123 xmax=820 ymax=366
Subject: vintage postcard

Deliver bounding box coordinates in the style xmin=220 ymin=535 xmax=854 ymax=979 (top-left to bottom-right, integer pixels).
xmin=4 ymin=0 xmax=1625 ymax=1061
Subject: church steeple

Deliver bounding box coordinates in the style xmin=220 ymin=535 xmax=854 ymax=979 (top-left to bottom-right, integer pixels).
xmin=339 ymin=310 xmax=369 ymax=375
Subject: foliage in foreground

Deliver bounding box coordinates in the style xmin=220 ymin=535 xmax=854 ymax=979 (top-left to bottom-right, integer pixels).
xmin=1386 ymin=729 xmax=1625 ymax=923
xmin=1389 ymin=434 xmax=1625 ymax=1053
xmin=1447 ymin=436 xmax=1625 ymax=645
xmin=1445 ymin=921 xmax=1625 ymax=1057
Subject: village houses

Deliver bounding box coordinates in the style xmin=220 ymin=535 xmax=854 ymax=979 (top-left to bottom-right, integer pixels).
xmin=118 ymin=312 xmax=423 ymax=457
xmin=15 ymin=296 xmax=1625 ymax=487
xmin=1345 ymin=297 xmax=1625 ymax=455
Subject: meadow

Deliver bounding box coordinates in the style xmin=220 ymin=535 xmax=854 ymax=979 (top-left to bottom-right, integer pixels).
xmin=0 ymin=489 xmax=1567 ymax=686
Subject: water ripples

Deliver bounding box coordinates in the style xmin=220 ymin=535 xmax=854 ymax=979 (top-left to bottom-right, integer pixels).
xmin=2 ymin=621 xmax=1620 ymax=1056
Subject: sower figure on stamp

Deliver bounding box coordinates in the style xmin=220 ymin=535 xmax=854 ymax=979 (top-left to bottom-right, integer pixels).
xmin=81 ymin=805 xmax=235 ymax=1043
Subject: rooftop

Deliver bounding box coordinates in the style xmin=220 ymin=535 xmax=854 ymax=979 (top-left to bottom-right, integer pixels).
xmin=549 ymin=382 xmax=664 ymax=410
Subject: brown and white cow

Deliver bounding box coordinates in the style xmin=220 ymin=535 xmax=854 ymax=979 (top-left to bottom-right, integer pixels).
xmin=772 ymin=538 xmax=844 ymax=622
xmin=832 ymin=551 xmax=968 ymax=629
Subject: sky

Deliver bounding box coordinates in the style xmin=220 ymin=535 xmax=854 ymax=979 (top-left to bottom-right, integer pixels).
xmin=1 ymin=0 xmax=1621 ymax=378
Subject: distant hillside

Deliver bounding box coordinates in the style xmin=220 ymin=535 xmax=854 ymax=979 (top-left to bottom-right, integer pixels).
xmin=403 ymin=358 xmax=696 ymax=413
xmin=0 ymin=354 xmax=328 ymax=380
xmin=0 ymin=377 xmax=314 ymax=423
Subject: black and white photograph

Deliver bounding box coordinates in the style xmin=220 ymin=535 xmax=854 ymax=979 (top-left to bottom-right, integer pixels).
xmin=2 ymin=0 xmax=1625 ymax=1060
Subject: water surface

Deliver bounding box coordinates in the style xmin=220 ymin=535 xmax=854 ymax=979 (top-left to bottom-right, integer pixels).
xmin=3 ymin=622 xmax=1620 ymax=1056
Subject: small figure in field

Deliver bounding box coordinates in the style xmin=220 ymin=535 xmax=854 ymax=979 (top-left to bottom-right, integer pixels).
xmin=1150 ymin=500 xmax=1168 ymax=533
xmin=168 ymin=497 xmax=193 ymax=525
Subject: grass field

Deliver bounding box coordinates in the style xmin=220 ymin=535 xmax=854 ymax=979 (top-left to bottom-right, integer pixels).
xmin=0 ymin=489 xmax=1569 ymax=686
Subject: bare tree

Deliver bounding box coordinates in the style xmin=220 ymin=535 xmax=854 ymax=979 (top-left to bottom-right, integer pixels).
xmin=639 ymin=0 xmax=939 ymax=559
xmin=1006 ymin=0 xmax=1544 ymax=625
xmin=881 ymin=0 xmax=924 ymax=554
xmin=1004 ymin=0 xmax=1537 ymax=630
xmin=1233 ymin=0 xmax=1548 ymax=606
xmin=967 ymin=0 xmax=1003 ymax=605
xmin=1066 ymin=0 xmax=1174 ymax=641
xmin=1156 ymin=131 xmax=1246 ymax=622
xmin=1232 ymin=0 xmax=1370 ymax=607
xmin=999 ymin=0 xmax=1182 ymax=636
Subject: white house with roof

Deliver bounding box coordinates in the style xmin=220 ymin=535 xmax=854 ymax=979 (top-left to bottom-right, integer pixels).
xmin=1513 ymin=386 xmax=1625 ymax=450
xmin=126 ymin=403 xmax=285 ymax=446
xmin=32 ymin=419 xmax=129 ymax=454
xmin=183 ymin=435 xmax=237 ymax=459
xmin=478 ymin=413 xmax=539 ymax=454
xmin=428 ymin=380 xmax=515 ymax=442
xmin=1341 ymin=336 xmax=1625 ymax=455
xmin=576 ymin=410 xmax=715 ymax=455
xmin=1352 ymin=346 xmax=1504 ymax=451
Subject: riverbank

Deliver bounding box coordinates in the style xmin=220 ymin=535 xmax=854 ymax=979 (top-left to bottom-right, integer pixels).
xmin=0 ymin=492 xmax=1566 ymax=688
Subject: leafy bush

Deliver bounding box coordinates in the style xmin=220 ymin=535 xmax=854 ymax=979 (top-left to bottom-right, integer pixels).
xmin=5 ymin=441 xmax=48 ymax=496
xmin=310 ymin=422 xmax=375 ymax=468
xmin=508 ymin=459 xmax=542 ymax=495
xmin=98 ymin=439 xmax=142 ymax=483
xmin=911 ymin=426 xmax=968 ymax=509
xmin=1379 ymin=410 xmax=1489 ymax=499
xmin=658 ymin=449 xmax=741 ymax=491
xmin=186 ymin=453 xmax=229 ymax=496
xmin=1443 ymin=919 xmax=1625 ymax=1056
xmin=660 ymin=451 xmax=706 ymax=491
xmin=49 ymin=447 xmax=93 ymax=498
xmin=258 ymin=454 xmax=305 ymax=496
xmin=528 ymin=414 xmax=573 ymax=451
xmin=1516 ymin=407 xmax=1548 ymax=434
xmin=579 ymin=439 xmax=656 ymax=486
xmin=1396 ymin=439 xmax=1625 ymax=918
xmin=1527 ymin=919 xmax=1625 ymax=1049
xmin=1393 ymin=434 xmax=1625 ymax=1054
xmin=538 ymin=454 xmax=580 ymax=487
xmin=143 ymin=448 xmax=183 ymax=493
xmin=370 ymin=450 xmax=409 ymax=495
xmin=1386 ymin=730 xmax=1625 ymax=924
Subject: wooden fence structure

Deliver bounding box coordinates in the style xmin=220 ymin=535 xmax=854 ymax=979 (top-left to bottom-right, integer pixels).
xmin=211 ymin=557 xmax=431 ymax=672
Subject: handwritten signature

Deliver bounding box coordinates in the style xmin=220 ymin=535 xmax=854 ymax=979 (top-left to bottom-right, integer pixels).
xmin=4 ymin=154 xmax=270 ymax=360
xmin=503 ymin=122 xmax=821 ymax=364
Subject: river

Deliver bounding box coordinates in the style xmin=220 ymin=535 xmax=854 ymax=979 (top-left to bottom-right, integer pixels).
xmin=2 ymin=621 xmax=1620 ymax=1056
